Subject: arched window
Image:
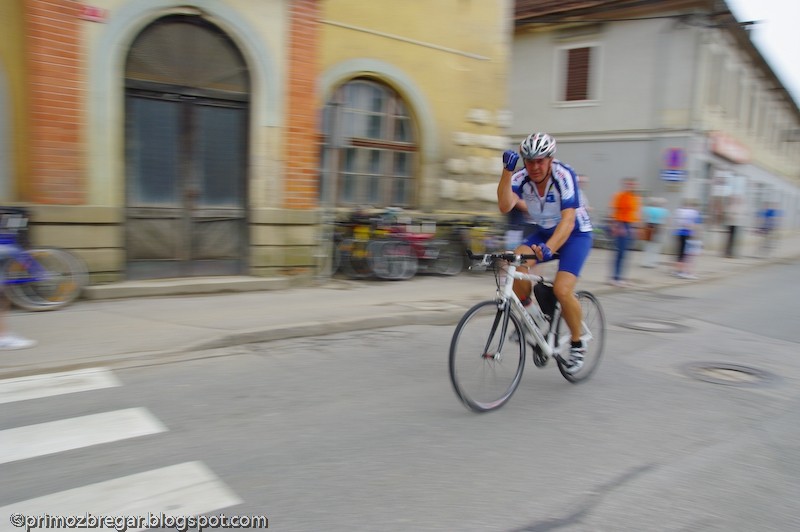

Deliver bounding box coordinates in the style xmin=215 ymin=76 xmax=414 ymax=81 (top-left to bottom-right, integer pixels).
xmin=321 ymin=80 xmax=418 ymax=208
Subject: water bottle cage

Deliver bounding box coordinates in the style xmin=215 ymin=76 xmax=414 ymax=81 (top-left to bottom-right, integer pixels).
xmin=533 ymin=282 xmax=557 ymax=318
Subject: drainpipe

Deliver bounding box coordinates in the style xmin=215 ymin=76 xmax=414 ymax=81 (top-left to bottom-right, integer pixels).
xmin=649 ymin=18 xmax=669 ymax=198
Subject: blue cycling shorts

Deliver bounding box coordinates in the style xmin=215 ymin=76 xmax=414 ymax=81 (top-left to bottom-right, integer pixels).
xmin=522 ymin=230 xmax=593 ymax=277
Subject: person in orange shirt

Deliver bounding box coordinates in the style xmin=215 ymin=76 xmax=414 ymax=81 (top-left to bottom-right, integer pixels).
xmin=608 ymin=177 xmax=641 ymax=286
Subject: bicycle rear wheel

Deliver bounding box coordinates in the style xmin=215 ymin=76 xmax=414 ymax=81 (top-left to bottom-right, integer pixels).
xmin=4 ymin=247 xmax=88 ymax=311
xmin=369 ymin=240 xmax=418 ymax=280
xmin=338 ymin=238 xmax=374 ymax=279
xmin=449 ymin=300 xmax=525 ymax=412
xmin=555 ymin=290 xmax=605 ymax=383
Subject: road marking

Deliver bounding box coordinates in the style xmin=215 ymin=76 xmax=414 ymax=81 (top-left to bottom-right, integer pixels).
xmin=0 ymin=408 xmax=167 ymax=464
xmin=0 ymin=368 xmax=122 ymax=405
xmin=0 ymin=462 xmax=242 ymax=531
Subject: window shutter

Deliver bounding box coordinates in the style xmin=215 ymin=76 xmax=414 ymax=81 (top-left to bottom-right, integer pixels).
xmin=565 ymin=47 xmax=591 ymax=101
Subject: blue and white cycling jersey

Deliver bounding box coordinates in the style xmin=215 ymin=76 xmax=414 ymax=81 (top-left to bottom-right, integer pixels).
xmin=510 ymin=160 xmax=592 ymax=235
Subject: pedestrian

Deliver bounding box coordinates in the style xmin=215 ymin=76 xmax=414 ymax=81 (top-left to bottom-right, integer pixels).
xmin=723 ymin=195 xmax=746 ymax=258
xmin=756 ymin=201 xmax=781 ymax=256
xmin=608 ymin=177 xmax=641 ymax=286
xmin=0 ymin=227 xmax=36 ymax=349
xmin=0 ymin=298 xmax=36 ymax=350
xmin=683 ymin=234 xmax=703 ymax=279
xmin=640 ymin=196 xmax=669 ymax=268
xmin=671 ymin=199 xmax=702 ymax=279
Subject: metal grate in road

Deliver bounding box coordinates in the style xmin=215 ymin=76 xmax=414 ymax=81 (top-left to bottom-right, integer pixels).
xmin=683 ymin=363 xmax=777 ymax=387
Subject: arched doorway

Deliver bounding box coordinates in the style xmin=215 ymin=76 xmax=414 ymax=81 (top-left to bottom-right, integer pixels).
xmin=124 ymin=15 xmax=250 ymax=279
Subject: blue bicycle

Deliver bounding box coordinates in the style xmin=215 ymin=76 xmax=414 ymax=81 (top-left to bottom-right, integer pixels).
xmin=0 ymin=207 xmax=88 ymax=311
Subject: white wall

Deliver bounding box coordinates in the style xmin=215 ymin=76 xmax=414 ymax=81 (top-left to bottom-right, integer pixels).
xmin=509 ymin=18 xmax=698 ymax=136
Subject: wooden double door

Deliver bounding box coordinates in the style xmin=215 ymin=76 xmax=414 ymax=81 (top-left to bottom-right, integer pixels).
xmin=125 ymin=91 xmax=248 ymax=279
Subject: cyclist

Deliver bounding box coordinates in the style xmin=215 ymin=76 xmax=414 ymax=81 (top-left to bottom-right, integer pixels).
xmin=497 ymin=132 xmax=593 ymax=371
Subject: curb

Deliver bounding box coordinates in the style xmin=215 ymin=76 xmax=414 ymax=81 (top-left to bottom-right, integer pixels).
xmin=1 ymin=250 xmax=796 ymax=380
xmin=0 ymin=309 xmax=470 ymax=380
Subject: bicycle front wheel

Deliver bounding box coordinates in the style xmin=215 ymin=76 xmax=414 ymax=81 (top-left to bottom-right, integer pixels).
xmin=430 ymin=241 xmax=464 ymax=276
xmin=4 ymin=248 xmax=88 ymax=311
xmin=449 ymin=300 xmax=525 ymax=412
xmin=555 ymin=290 xmax=606 ymax=383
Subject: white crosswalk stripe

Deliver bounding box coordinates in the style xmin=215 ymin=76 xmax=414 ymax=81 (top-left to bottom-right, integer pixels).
xmin=0 ymin=368 xmax=121 ymax=405
xmin=0 ymin=369 xmax=243 ymax=522
xmin=0 ymin=462 xmax=243 ymax=532
xmin=0 ymin=407 xmax=167 ymax=464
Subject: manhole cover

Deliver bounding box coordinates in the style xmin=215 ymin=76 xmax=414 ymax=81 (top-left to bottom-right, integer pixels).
xmin=620 ymin=320 xmax=689 ymax=333
xmin=683 ymin=363 xmax=777 ymax=387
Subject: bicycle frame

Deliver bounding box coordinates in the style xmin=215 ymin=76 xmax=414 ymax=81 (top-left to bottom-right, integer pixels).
xmin=485 ymin=255 xmax=563 ymax=361
xmin=3 ymin=246 xmax=50 ymax=285
xmin=471 ymin=250 xmax=597 ymax=364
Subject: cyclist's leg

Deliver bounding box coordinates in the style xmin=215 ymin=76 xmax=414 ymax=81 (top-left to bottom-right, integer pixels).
xmin=516 ymin=230 xmax=554 ymax=304
xmin=553 ymin=233 xmax=592 ymax=343
xmin=514 ymin=230 xmax=553 ymax=306
xmin=511 ymin=246 xmax=534 ymax=305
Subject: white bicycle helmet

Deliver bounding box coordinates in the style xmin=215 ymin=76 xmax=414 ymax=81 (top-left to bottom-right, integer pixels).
xmin=519 ymin=132 xmax=557 ymax=159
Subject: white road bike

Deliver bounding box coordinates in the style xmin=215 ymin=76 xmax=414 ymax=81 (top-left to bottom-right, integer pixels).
xmin=449 ymin=251 xmax=606 ymax=413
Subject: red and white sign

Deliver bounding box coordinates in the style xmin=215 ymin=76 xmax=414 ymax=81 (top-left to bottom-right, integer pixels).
xmin=709 ymin=131 xmax=750 ymax=164
xmin=78 ymin=4 xmax=108 ymax=23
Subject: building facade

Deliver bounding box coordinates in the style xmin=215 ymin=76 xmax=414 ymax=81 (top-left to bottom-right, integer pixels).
xmin=0 ymin=0 xmax=514 ymax=284
xmin=3 ymin=0 xmax=797 ymax=287
xmin=511 ymin=0 xmax=800 ymax=237
xmin=317 ymin=0 xmax=514 ymax=215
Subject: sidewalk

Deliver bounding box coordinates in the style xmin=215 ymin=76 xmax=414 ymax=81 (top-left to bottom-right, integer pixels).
xmin=2 ymin=230 xmax=798 ymax=379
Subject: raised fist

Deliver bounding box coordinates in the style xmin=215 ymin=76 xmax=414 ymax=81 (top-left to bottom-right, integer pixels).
xmin=502 ymin=150 xmax=519 ymax=172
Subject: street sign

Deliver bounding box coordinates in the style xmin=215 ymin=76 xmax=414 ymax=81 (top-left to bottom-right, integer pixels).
xmin=662 ymin=147 xmax=687 ymax=181
xmin=660 ymin=169 xmax=687 ymax=182
xmin=664 ymin=147 xmax=685 ymax=169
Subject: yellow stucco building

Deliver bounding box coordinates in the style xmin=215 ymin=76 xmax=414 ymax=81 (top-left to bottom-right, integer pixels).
xmin=0 ymin=0 xmax=513 ymax=285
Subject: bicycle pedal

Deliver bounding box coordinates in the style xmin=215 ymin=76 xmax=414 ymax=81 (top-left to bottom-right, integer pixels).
xmin=532 ymin=346 xmax=548 ymax=368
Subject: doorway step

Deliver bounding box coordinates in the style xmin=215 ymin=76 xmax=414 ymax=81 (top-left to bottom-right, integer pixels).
xmin=82 ymin=276 xmax=289 ymax=301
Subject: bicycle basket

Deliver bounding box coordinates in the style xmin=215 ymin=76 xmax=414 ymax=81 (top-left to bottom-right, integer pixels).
xmin=0 ymin=207 xmax=31 ymax=248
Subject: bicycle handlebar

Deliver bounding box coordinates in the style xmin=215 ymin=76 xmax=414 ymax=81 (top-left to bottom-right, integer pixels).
xmin=466 ymin=249 xmax=559 ymax=265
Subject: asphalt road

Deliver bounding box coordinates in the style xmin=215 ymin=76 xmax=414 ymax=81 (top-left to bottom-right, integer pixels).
xmin=1 ymin=259 xmax=799 ymax=531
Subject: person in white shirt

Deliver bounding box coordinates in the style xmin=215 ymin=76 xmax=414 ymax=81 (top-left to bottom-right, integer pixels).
xmin=671 ymin=199 xmax=702 ymax=279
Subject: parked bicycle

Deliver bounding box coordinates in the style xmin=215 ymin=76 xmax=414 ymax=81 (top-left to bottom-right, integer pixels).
xmin=335 ymin=210 xmax=382 ymax=279
xmin=449 ymin=216 xmax=505 ymax=273
xmin=370 ymin=217 xmax=463 ymax=280
xmin=449 ymin=250 xmax=606 ymax=412
xmin=0 ymin=207 xmax=88 ymax=311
